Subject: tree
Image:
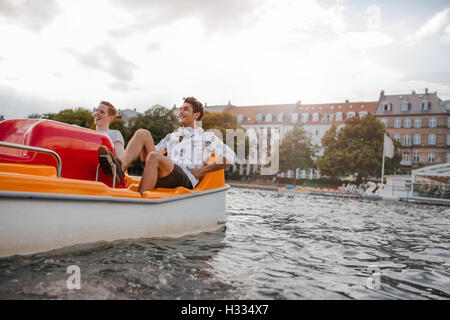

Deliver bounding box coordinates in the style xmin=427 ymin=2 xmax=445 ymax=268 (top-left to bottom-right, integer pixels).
xmin=201 ymin=111 xmax=249 ymax=166
xmin=130 ymin=105 xmax=178 ymax=144
xmin=109 ymin=118 xmax=131 ymax=144
xmin=38 ymin=108 xmax=94 ymax=128
xmin=315 ymin=115 xmax=399 ymax=184
xmin=201 ymin=111 xmax=240 ymax=136
xmin=314 ymin=124 xmax=346 ymax=180
xmin=28 ymin=113 xmax=42 ymax=119
xmin=279 ymin=125 xmax=317 ymax=185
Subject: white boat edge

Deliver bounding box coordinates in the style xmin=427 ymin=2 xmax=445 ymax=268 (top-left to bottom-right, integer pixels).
xmin=0 ymin=185 xmax=230 ymax=257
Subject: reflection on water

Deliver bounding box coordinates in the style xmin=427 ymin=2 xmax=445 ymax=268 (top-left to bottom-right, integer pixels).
xmin=0 ymin=188 xmax=449 ymax=299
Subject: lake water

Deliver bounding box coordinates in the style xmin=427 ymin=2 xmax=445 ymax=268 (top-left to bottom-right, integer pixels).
xmin=0 ymin=188 xmax=449 ymax=299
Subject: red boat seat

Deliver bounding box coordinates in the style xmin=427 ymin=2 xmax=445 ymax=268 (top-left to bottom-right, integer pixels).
xmin=0 ymin=119 xmax=126 ymax=188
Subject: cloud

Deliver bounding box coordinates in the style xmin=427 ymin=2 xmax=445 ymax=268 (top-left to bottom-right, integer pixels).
xmin=0 ymin=84 xmax=63 ymax=119
xmin=68 ymin=44 xmax=137 ymax=82
xmin=409 ymin=8 xmax=450 ymax=43
xmin=146 ymin=41 xmax=162 ymax=52
xmin=442 ymin=24 xmax=450 ymax=43
xmin=371 ymin=35 xmax=450 ymax=85
xmin=107 ymin=81 xmax=140 ymax=92
xmin=109 ymin=0 xmax=261 ymax=37
xmin=0 ymin=0 xmax=61 ymax=31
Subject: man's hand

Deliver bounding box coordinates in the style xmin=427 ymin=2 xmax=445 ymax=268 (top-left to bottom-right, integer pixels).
xmin=190 ymin=167 xmax=205 ymax=180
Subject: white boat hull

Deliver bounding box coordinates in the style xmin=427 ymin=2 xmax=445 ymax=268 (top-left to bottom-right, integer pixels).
xmin=0 ymin=187 xmax=228 ymax=257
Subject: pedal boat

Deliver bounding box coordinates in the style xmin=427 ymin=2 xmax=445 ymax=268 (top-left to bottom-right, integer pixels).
xmin=0 ymin=119 xmax=229 ymax=257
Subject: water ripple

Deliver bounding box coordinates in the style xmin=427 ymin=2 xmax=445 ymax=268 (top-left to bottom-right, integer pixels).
xmin=0 ymin=187 xmax=449 ymax=299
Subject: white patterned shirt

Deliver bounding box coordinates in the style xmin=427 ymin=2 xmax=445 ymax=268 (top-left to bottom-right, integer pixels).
xmin=155 ymin=127 xmax=236 ymax=188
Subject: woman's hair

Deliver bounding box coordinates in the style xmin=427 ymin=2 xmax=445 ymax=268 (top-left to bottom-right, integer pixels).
xmin=100 ymin=101 xmax=118 ymax=117
xmin=183 ymin=97 xmax=204 ymax=120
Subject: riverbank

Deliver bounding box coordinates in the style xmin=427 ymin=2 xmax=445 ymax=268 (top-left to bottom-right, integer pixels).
xmin=227 ymin=180 xmax=279 ymax=191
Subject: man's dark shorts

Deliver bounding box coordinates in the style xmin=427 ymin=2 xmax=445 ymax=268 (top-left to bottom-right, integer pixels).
xmin=155 ymin=164 xmax=193 ymax=189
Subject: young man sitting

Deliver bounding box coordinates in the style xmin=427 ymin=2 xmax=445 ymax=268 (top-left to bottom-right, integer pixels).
xmin=98 ymin=97 xmax=236 ymax=193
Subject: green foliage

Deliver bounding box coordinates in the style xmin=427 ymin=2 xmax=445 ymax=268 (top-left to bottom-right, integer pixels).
xmin=41 ymin=112 xmax=56 ymax=120
xmin=109 ymin=118 xmax=131 ymax=143
xmin=40 ymin=108 xmax=94 ymax=128
xmin=130 ymin=105 xmax=178 ymax=144
xmin=201 ymin=112 xmax=240 ymax=135
xmin=201 ymin=111 xmax=247 ymax=158
xmin=279 ymin=125 xmax=317 ymax=183
xmin=28 ymin=113 xmax=42 ymax=119
xmin=315 ymin=115 xmax=399 ymax=183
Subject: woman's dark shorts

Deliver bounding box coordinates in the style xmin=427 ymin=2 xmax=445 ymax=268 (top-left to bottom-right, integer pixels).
xmin=155 ymin=164 xmax=193 ymax=189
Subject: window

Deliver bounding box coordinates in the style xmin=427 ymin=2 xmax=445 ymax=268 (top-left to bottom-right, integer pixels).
xmin=421 ymin=101 xmax=430 ymax=111
xmin=255 ymin=113 xmax=263 ymax=123
xmin=393 ymin=134 xmax=400 ymax=142
xmin=413 ymin=151 xmax=420 ymax=163
xmin=413 ymin=134 xmax=421 ymax=145
xmin=278 ymin=113 xmax=284 ymax=122
xmin=428 ymin=133 xmax=436 ymax=145
xmin=403 ymin=134 xmax=411 ymax=146
xmin=400 ymin=102 xmax=410 ymax=112
xmin=347 ymin=111 xmax=356 ymax=118
xmin=322 ymin=114 xmax=332 ymax=123
xmin=404 ymin=118 xmax=411 ymax=128
xmin=394 ymin=118 xmax=401 ymax=128
xmin=237 ymin=114 xmax=244 ymax=124
xmin=447 ymin=134 xmax=450 ymax=145
xmin=265 ymin=114 xmax=272 ymax=122
xmin=414 ymin=117 xmax=422 ymax=128
xmin=312 ymin=113 xmax=319 ymax=122
xmin=301 ymin=113 xmax=309 ymax=123
xmin=359 ymin=111 xmax=368 ymax=118
xmin=380 ymin=119 xmax=387 ymax=127
xmin=448 ymin=117 xmax=450 ymax=128
xmin=383 ymin=103 xmax=392 ymax=112
xmin=291 ymin=113 xmax=298 ymax=123
xmin=336 ymin=112 xmax=343 ymax=121
xmin=402 ymin=152 xmax=410 ymax=161
xmin=428 ymin=152 xmax=435 ymax=163
xmin=429 ymin=117 xmax=437 ymax=128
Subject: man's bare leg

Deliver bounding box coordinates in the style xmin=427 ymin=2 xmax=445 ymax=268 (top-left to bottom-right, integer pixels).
xmin=120 ymin=129 xmax=156 ymax=172
xmin=138 ymin=152 xmax=175 ymax=193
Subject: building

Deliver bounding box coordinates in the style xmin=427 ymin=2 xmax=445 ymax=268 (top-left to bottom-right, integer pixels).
xmin=225 ymin=103 xmax=298 ymax=139
xmin=374 ymin=89 xmax=450 ymax=171
xmin=290 ymin=100 xmax=378 ymax=155
xmin=207 ymin=99 xmax=378 ymax=179
xmin=204 ymin=102 xmax=232 ymax=113
xmin=117 ymin=108 xmax=140 ymax=126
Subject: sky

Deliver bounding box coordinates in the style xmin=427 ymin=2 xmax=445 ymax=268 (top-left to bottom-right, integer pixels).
xmin=0 ymin=0 xmax=450 ymax=119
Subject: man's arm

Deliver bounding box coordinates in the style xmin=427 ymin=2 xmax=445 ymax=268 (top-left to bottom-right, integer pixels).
xmin=190 ymin=157 xmax=231 ymax=180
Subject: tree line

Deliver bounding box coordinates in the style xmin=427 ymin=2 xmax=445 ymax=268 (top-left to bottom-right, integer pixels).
xmin=29 ymin=108 xmax=400 ymax=183
xmin=279 ymin=115 xmax=400 ymax=184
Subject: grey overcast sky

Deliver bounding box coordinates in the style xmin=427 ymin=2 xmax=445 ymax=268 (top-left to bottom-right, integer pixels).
xmin=0 ymin=0 xmax=450 ymax=119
